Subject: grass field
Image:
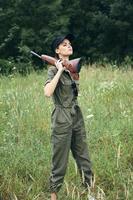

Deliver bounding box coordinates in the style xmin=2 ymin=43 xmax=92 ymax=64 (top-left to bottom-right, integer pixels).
xmin=0 ymin=66 xmax=133 ymax=200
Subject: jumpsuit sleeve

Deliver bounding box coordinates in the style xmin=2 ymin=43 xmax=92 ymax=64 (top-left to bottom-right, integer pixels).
xmin=44 ymin=66 xmax=57 ymax=86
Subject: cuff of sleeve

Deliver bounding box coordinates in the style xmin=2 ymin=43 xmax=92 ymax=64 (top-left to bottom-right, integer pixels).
xmin=44 ymin=80 xmax=51 ymax=86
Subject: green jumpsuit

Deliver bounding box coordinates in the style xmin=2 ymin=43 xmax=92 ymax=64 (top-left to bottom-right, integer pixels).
xmin=45 ymin=66 xmax=93 ymax=193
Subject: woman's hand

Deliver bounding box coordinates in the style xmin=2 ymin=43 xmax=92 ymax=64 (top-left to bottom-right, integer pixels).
xmin=55 ymin=60 xmax=65 ymax=72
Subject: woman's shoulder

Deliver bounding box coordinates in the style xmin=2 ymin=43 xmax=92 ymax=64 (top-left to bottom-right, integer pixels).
xmin=48 ymin=65 xmax=58 ymax=75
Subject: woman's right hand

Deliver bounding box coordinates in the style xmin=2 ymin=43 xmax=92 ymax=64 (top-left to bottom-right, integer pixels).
xmin=55 ymin=60 xmax=65 ymax=72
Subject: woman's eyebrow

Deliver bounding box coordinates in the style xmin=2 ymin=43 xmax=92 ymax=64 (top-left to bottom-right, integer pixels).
xmin=62 ymin=41 xmax=71 ymax=45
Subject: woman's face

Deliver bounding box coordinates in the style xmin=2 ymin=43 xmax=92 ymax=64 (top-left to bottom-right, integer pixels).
xmin=55 ymin=39 xmax=73 ymax=57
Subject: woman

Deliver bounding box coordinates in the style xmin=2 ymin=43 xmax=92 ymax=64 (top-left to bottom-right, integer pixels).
xmin=44 ymin=34 xmax=94 ymax=200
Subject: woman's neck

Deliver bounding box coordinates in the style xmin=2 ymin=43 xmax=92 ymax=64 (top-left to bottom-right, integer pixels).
xmin=58 ymin=55 xmax=69 ymax=61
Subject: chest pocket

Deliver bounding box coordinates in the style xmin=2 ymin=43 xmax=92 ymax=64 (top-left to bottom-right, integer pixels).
xmin=60 ymin=78 xmax=72 ymax=85
xmin=60 ymin=76 xmax=79 ymax=97
xmin=60 ymin=78 xmax=72 ymax=93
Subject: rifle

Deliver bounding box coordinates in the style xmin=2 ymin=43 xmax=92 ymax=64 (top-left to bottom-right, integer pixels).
xmin=31 ymin=51 xmax=82 ymax=80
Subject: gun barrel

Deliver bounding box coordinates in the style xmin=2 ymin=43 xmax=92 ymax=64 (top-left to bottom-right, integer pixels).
xmin=30 ymin=51 xmax=41 ymax=59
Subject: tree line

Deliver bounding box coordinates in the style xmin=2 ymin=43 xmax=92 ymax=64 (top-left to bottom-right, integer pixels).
xmin=0 ymin=0 xmax=133 ymax=74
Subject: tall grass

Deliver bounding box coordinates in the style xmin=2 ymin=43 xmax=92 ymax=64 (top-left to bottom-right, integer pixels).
xmin=0 ymin=66 xmax=133 ymax=200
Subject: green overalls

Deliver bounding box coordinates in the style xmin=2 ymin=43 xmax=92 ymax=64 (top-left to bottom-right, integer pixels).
xmin=45 ymin=66 xmax=93 ymax=193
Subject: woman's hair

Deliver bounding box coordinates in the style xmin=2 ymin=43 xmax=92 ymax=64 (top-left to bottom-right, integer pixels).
xmin=55 ymin=52 xmax=59 ymax=59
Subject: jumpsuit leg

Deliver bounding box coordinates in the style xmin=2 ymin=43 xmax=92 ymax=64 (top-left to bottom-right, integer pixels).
xmin=71 ymin=105 xmax=93 ymax=187
xmin=50 ymin=108 xmax=72 ymax=193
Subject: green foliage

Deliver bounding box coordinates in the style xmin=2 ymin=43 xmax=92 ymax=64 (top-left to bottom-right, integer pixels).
xmin=0 ymin=25 xmax=20 ymax=58
xmin=0 ymin=58 xmax=16 ymax=75
xmin=0 ymin=58 xmax=34 ymax=76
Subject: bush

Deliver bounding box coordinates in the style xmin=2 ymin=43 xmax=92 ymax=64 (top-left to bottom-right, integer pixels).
xmin=0 ymin=59 xmax=15 ymax=76
xmin=0 ymin=59 xmax=34 ymax=76
xmin=121 ymin=56 xmax=133 ymax=70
